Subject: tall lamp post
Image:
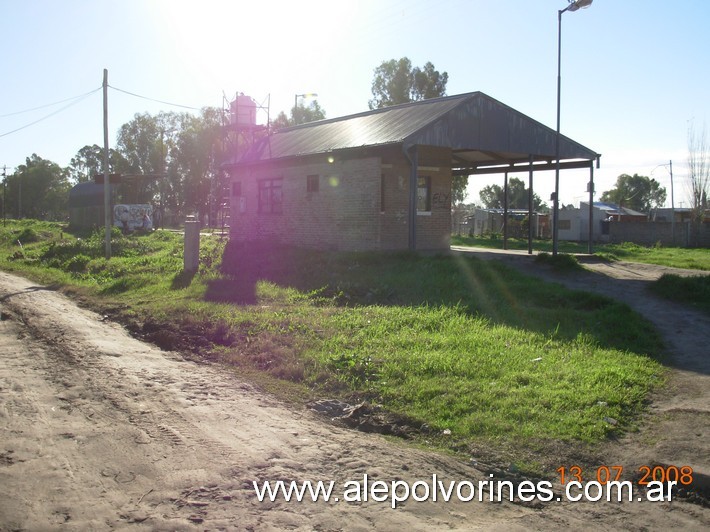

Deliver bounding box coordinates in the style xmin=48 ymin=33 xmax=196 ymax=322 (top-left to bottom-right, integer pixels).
xmin=553 ymin=0 xmax=593 ymax=255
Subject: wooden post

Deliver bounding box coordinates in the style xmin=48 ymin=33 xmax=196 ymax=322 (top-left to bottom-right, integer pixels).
xmin=103 ymin=69 xmax=111 ymax=259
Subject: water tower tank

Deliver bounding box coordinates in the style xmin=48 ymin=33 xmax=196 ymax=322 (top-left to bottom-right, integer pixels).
xmin=230 ymin=94 xmax=257 ymax=127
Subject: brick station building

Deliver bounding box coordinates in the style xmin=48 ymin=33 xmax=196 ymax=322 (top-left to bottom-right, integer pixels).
xmin=223 ymin=92 xmax=599 ymax=252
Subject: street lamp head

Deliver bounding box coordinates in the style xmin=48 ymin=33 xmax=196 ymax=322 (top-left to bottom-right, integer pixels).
xmin=567 ymin=0 xmax=593 ymax=12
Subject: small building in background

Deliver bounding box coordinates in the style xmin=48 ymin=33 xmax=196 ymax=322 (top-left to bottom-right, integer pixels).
xmin=68 ymin=182 xmax=112 ymax=229
xmin=68 ymin=174 xmax=159 ymax=231
xmin=223 ymin=92 xmax=598 ymax=252
xmin=558 ymin=201 xmax=646 ymax=242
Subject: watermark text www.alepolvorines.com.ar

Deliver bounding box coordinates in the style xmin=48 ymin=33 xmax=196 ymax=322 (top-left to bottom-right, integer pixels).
xmin=253 ymin=473 xmax=683 ymax=509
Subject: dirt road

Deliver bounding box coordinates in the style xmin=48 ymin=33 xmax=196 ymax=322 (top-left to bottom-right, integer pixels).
xmin=1 ymin=268 xmax=708 ymax=530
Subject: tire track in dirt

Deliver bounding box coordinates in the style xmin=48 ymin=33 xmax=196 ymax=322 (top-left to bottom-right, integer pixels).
xmin=2 ymin=269 xmax=709 ymax=529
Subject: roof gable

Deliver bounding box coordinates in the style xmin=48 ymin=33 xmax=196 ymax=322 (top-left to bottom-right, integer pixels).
xmin=227 ymin=91 xmax=598 ymax=167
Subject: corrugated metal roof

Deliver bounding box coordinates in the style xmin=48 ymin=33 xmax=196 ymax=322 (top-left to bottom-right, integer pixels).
xmin=68 ymin=182 xmax=113 ymax=208
xmin=593 ymin=202 xmax=646 ymax=217
xmin=226 ymin=91 xmax=598 ymax=167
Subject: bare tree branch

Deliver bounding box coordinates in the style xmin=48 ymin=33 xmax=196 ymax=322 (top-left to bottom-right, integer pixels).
xmin=687 ymin=120 xmax=709 ymax=245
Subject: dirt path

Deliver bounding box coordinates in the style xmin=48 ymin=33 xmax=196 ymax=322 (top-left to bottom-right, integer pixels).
xmin=453 ymin=247 xmax=710 ymax=503
xmin=1 ymin=268 xmax=708 ymax=530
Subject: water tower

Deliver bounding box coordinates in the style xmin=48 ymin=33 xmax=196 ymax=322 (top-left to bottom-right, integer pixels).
xmin=222 ymin=92 xmax=269 ymax=158
xmin=216 ymin=93 xmax=270 ymax=230
xmin=229 ymin=94 xmax=257 ymax=128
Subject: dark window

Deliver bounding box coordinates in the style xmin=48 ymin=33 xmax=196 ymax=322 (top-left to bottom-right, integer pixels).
xmin=232 ymin=181 xmax=242 ymax=196
xmin=307 ymin=174 xmax=319 ymax=193
xmin=258 ymin=178 xmax=283 ymax=214
xmin=558 ymin=219 xmax=571 ymax=230
xmin=417 ymin=176 xmax=431 ymax=212
xmin=380 ymin=174 xmax=386 ymax=213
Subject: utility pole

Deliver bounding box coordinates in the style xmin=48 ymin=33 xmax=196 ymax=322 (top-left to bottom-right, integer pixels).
xmin=653 ymin=160 xmax=676 ymax=245
xmin=2 ymin=165 xmax=6 ymax=227
xmin=669 ymin=160 xmax=675 ymax=246
xmin=103 ymin=69 xmax=111 ymax=259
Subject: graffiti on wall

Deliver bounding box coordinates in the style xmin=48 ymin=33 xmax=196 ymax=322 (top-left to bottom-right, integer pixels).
xmin=433 ymin=192 xmax=450 ymax=208
xmin=113 ymin=204 xmax=153 ymax=231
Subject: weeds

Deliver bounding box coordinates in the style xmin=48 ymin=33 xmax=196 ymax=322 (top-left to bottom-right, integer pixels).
xmin=0 ymin=220 xmax=668 ymax=474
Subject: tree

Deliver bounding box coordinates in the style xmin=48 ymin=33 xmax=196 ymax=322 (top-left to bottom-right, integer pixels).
xmin=116 ymin=112 xmax=172 ymax=177
xmin=600 ymin=173 xmax=666 ymax=213
xmin=115 ymin=111 xmax=172 ymax=211
xmin=272 ymin=100 xmax=326 ymax=129
xmin=67 ymin=144 xmax=128 ymax=184
xmin=451 ymin=175 xmax=469 ymax=205
xmin=687 ymin=121 xmax=709 ymax=244
xmin=171 ymin=107 xmax=224 ymax=222
xmin=368 ymin=57 xmax=448 ymax=110
xmin=5 ymin=154 xmax=70 ymax=220
xmin=479 ymin=177 xmax=547 ymax=211
xmin=114 ymin=109 xmax=225 ymax=223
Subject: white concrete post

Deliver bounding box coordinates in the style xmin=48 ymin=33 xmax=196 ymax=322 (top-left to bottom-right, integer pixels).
xmin=184 ymin=215 xmax=200 ymax=272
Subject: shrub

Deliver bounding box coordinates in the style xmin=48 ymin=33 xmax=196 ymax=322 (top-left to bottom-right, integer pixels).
xmin=64 ymin=254 xmax=92 ymax=273
xmin=15 ymin=228 xmax=39 ymax=244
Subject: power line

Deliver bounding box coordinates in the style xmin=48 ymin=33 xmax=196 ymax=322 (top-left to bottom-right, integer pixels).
xmin=108 ymin=84 xmax=202 ymax=111
xmin=0 ymin=87 xmax=102 ymax=118
xmin=0 ymin=87 xmax=101 ymax=139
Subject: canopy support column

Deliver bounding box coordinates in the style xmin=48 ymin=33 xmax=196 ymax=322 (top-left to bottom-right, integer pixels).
xmin=503 ymin=171 xmax=509 ymax=250
xmin=588 ymin=162 xmax=594 ymax=254
xmin=528 ymin=154 xmax=534 ymax=255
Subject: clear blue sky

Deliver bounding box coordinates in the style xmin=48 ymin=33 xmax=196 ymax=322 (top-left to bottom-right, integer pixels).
xmin=2 ymin=0 xmax=708 ymax=208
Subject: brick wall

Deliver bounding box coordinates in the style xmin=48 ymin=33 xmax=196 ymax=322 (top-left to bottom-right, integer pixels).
xmin=609 ymin=221 xmax=710 ymax=247
xmin=229 ymin=145 xmax=452 ymax=251
xmin=415 ymin=145 xmax=453 ymax=251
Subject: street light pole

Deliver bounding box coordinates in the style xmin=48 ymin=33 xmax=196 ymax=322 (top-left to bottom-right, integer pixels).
xmin=553 ymin=0 xmax=593 ymax=255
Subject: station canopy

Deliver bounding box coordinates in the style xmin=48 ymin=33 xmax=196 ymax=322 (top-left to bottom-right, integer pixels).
xmin=227 ymin=91 xmax=600 ymax=175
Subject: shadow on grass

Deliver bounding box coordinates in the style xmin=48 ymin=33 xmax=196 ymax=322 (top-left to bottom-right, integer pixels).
xmin=171 ymin=269 xmax=197 ymax=290
xmin=209 ymin=241 xmax=663 ymax=359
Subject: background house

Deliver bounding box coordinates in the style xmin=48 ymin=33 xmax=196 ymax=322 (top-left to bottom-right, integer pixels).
xmin=223 ymin=92 xmax=599 ymax=252
xmin=68 ymin=175 xmax=160 ymax=230
xmin=558 ymin=201 xmax=646 ymax=242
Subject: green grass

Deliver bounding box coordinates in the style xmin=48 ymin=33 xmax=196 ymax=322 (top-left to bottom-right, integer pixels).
xmin=597 ymin=242 xmax=710 ymax=270
xmin=650 ymin=274 xmax=710 ymax=315
xmin=451 ymin=235 xmax=710 ymax=270
xmin=534 ymin=251 xmax=584 ymax=272
xmin=0 ymin=220 xmax=667 ymax=474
